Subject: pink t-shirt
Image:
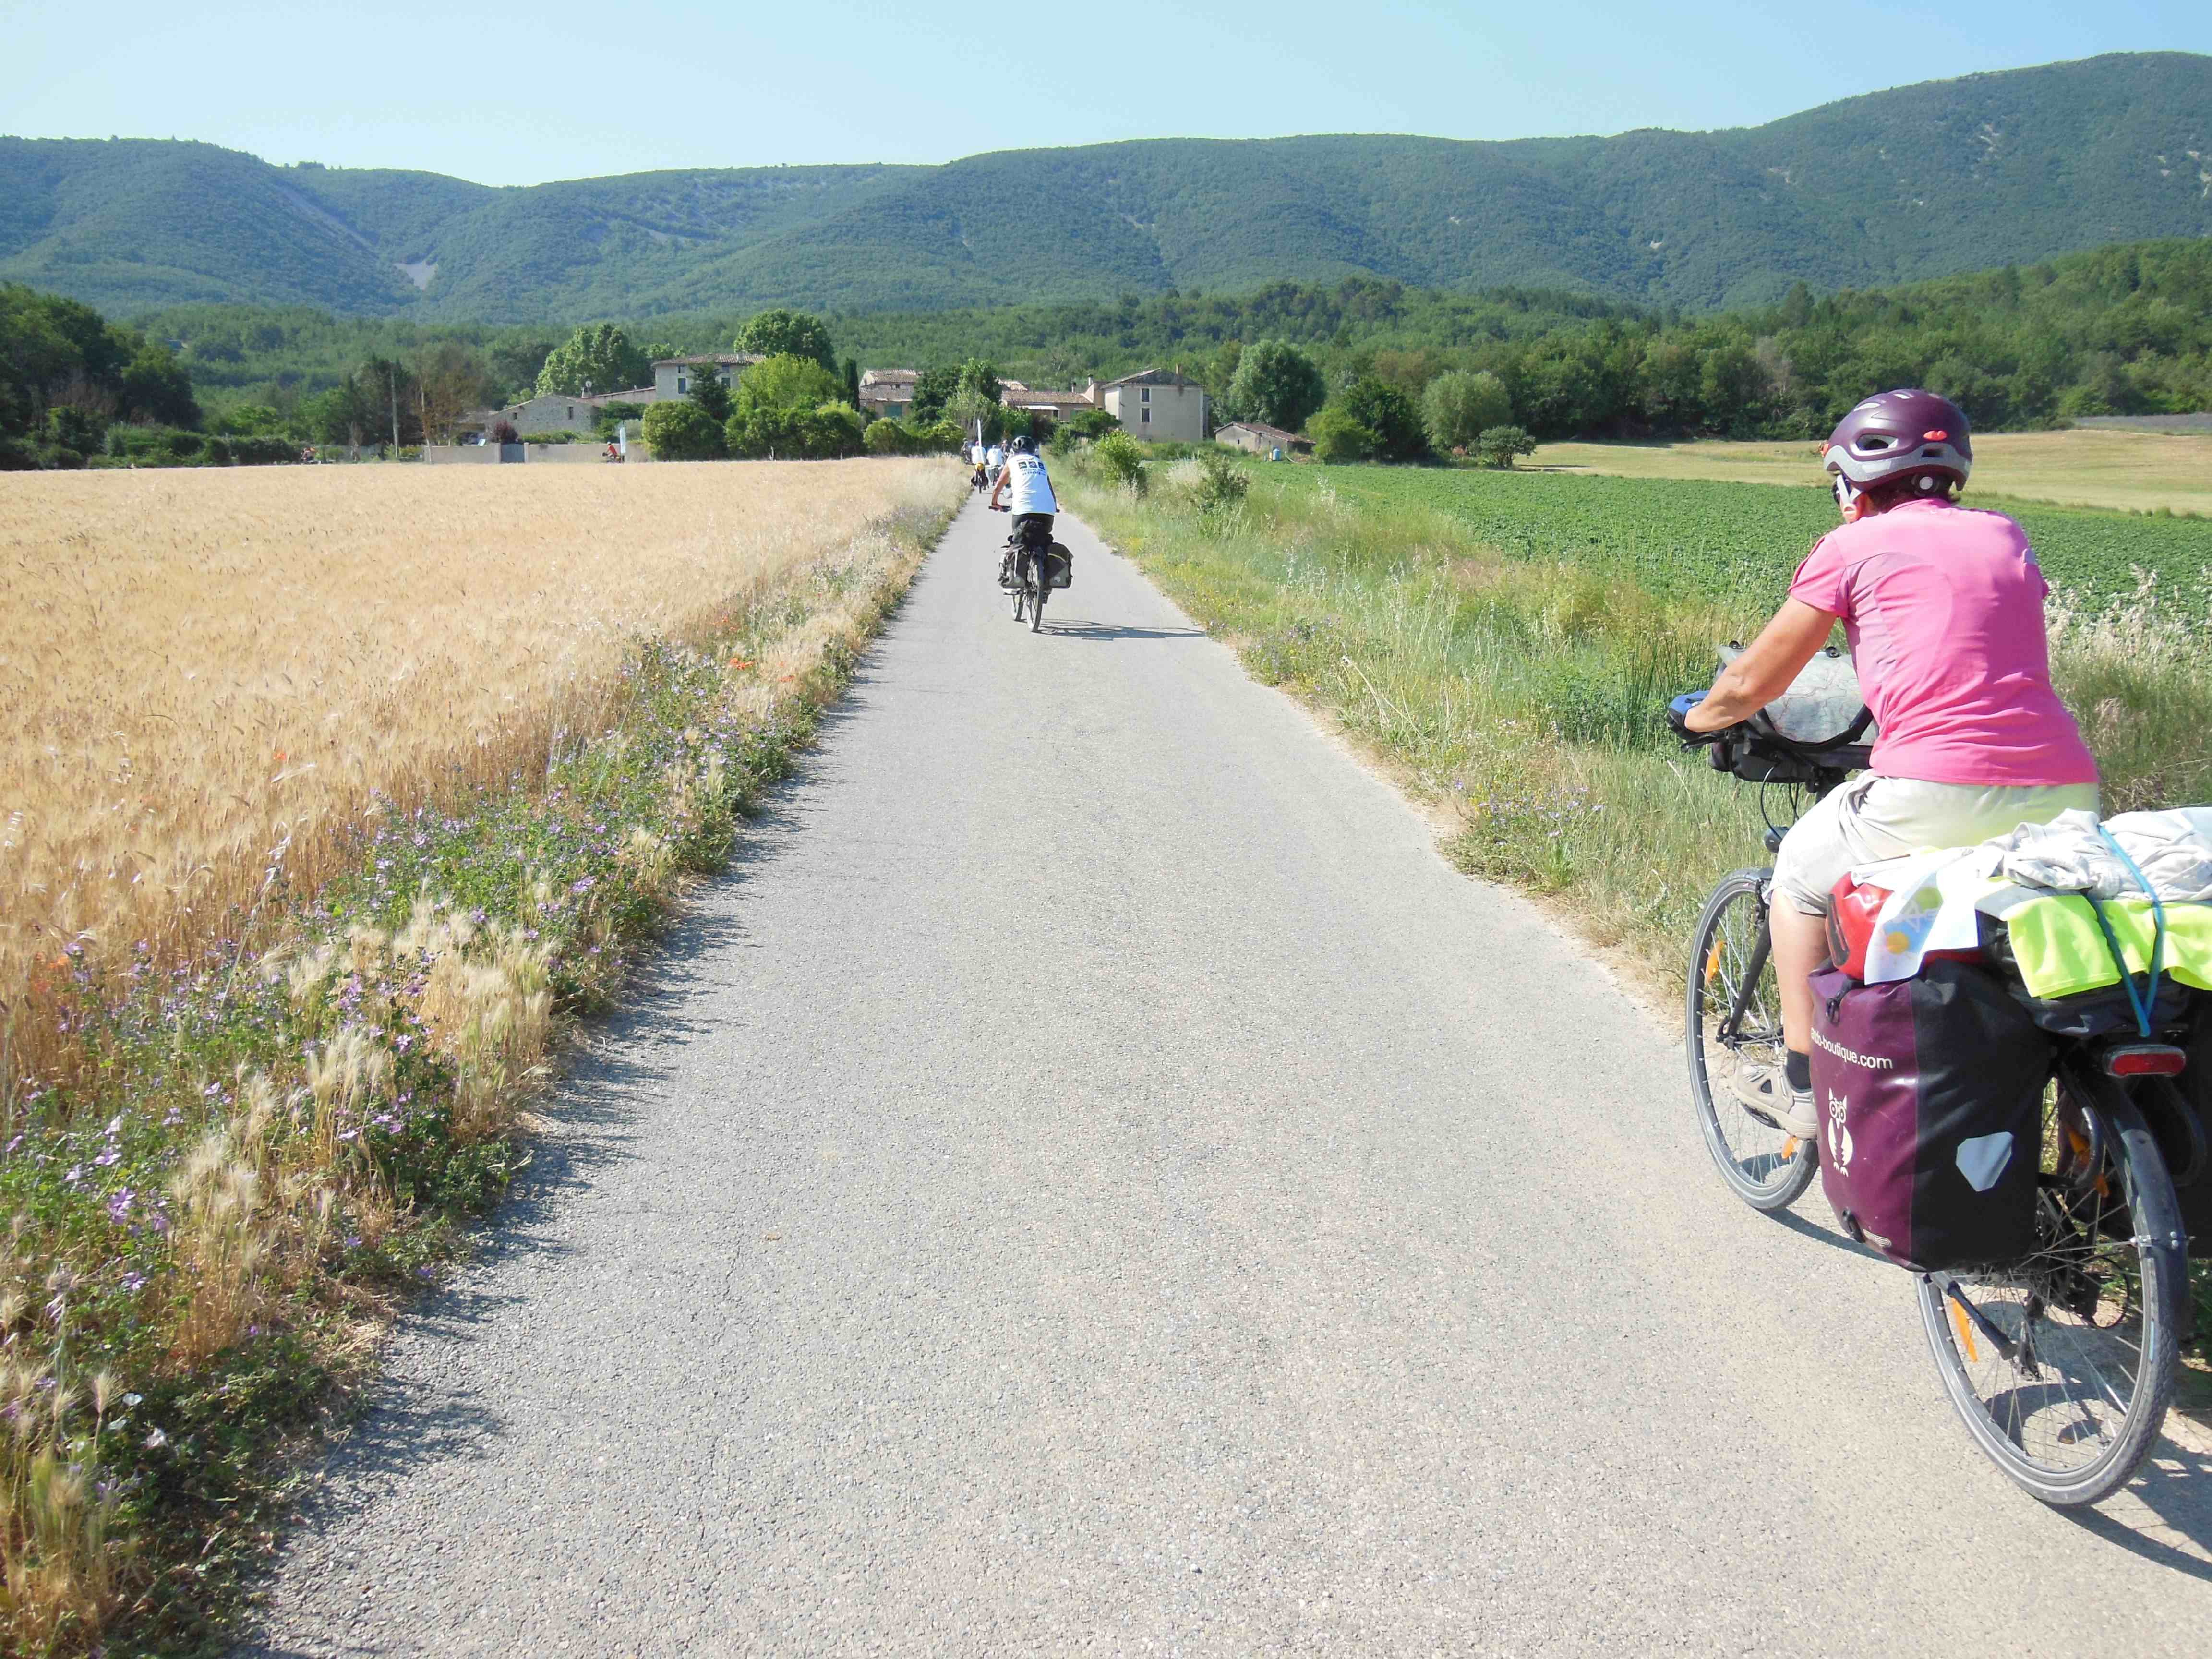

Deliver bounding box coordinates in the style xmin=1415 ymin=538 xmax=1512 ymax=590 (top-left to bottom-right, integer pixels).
xmin=1788 ymin=500 xmax=2097 ymax=787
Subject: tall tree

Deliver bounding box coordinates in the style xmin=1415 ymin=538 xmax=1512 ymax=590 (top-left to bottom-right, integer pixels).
xmin=1419 ymin=369 xmax=1511 ymax=453
xmin=536 ymin=324 xmax=649 ymax=396
xmin=734 ymin=309 xmax=836 ymax=372
xmin=1226 ymin=340 xmax=1325 ymax=431
xmin=909 ymin=365 xmax=960 ymax=422
xmin=688 ymin=360 xmax=733 ymax=423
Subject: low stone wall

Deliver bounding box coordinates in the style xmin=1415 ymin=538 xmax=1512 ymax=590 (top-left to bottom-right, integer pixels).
xmin=525 ymin=443 xmax=637 ymax=464
xmin=421 ymin=444 xmax=645 ymax=465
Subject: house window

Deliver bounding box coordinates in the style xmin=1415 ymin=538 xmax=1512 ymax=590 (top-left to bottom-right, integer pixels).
xmin=1141 ymin=407 xmax=1152 ymax=425
xmin=566 ymin=406 xmax=575 ymax=420
xmin=1140 ymin=387 xmax=1152 ymax=404
xmin=677 ymin=377 xmax=688 ymax=394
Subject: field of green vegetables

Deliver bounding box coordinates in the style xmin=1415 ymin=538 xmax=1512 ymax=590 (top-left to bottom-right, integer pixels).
xmin=1281 ymin=467 xmax=2212 ymax=613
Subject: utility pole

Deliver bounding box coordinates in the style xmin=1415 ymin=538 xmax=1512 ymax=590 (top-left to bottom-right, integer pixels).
xmin=388 ymin=361 xmax=400 ymax=457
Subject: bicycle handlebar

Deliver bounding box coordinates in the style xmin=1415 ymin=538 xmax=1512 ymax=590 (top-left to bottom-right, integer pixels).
xmin=1669 ymin=686 xmax=1871 ymax=793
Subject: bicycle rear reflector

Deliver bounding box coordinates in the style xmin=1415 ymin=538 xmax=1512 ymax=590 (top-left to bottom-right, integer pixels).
xmin=2101 ymin=1045 xmax=2188 ymax=1078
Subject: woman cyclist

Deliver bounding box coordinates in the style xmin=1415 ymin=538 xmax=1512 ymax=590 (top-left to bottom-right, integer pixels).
xmin=1682 ymin=388 xmax=2099 ymax=1135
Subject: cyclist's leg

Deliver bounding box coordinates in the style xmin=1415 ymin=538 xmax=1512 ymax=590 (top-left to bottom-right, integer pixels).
xmin=1770 ymin=776 xmax=2101 ymax=1052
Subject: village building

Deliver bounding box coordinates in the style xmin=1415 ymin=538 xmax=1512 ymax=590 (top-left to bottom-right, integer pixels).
xmin=652 ymin=354 xmax=761 ymax=401
xmin=1002 ymin=380 xmax=1103 ymax=424
xmin=1214 ymin=420 xmax=1309 ymax=457
xmin=458 ymin=385 xmax=658 ymax=440
xmin=1100 ymin=368 xmax=1208 ymax=442
xmin=858 ymin=368 xmax=919 ymax=420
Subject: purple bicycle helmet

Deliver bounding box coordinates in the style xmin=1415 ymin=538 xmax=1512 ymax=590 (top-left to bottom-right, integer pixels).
xmin=1822 ymin=388 xmax=1972 ymax=519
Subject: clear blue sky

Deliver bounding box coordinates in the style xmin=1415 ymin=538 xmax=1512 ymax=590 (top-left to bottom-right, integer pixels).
xmin=4 ymin=0 xmax=2206 ymax=186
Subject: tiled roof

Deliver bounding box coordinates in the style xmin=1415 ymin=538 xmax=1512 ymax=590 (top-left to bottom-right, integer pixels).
xmin=860 ymin=368 xmax=918 ymax=386
xmin=652 ymin=354 xmax=763 ymax=368
xmin=1103 ymin=367 xmax=1202 ymax=389
xmin=1218 ymin=421 xmax=1301 ymax=444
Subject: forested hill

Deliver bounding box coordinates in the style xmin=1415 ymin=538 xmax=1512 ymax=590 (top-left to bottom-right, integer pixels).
xmin=5 ymin=52 xmax=2206 ymax=322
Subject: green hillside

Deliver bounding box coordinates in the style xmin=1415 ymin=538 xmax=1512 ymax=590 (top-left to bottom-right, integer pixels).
xmin=7 ymin=53 xmax=2203 ymax=322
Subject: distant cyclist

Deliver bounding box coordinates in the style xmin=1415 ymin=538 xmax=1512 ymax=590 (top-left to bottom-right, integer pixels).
xmin=1681 ymin=388 xmax=2098 ymax=1136
xmin=985 ymin=438 xmax=1006 ymax=477
xmin=988 ymin=434 xmax=1058 ymax=590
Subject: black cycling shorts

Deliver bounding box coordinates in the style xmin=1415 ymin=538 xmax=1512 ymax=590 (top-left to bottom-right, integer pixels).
xmin=1012 ymin=512 xmax=1055 ymax=548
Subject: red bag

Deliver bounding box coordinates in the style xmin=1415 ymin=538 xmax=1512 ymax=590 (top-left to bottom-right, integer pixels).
xmin=1824 ymin=874 xmax=1984 ymax=983
xmin=1825 ymin=875 xmax=1891 ymax=980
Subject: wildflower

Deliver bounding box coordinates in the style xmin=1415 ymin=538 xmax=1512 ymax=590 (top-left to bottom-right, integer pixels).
xmin=120 ymin=1274 xmax=146 ymax=1295
xmin=64 ymin=1164 xmax=84 ymax=1184
xmin=143 ymin=1427 xmax=167 ymax=1449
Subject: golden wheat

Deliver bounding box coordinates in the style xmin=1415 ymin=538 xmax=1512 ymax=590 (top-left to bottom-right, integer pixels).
xmin=0 ymin=459 xmax=952 ymax=1073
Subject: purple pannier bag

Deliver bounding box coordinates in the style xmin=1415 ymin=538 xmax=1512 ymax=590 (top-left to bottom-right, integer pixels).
xmin=1809 ymin=960 xmax=2054 ymax=1271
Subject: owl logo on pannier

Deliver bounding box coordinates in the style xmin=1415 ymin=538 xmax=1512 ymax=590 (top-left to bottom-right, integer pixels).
xmin=1825 ymin=1090 xmax=1854 ymax=1170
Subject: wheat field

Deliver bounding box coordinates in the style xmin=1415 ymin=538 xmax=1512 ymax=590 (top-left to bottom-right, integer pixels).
xmin=0 ymin=459 xmax=953 ymax=1070
xmin=1531 ymin=428 xmax=2212 ymax=515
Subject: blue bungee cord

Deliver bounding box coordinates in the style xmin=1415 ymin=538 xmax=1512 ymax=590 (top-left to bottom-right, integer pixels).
xmin=2085 ymin=825 xmax=2168 ymax=1038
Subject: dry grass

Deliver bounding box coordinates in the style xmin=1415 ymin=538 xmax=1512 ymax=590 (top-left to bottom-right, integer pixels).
xmin=0 ymin=459 xmax=951 ymax=1080
xmin=1532 ymin=428 xmax=2212 ymax=516
xmin=0 ymin=457 xmax=963 ymax=1650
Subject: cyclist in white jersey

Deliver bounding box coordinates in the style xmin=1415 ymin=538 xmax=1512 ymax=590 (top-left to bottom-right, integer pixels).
xmin=988 ymin=435 xmax=1059 ymax=589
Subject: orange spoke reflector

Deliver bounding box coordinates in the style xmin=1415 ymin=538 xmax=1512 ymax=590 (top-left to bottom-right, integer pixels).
xmin=1704 ymin=942 xmax=1724 ymax=985
xmin=1781 ymin=1137 xmax=1802 ymax=1160
xmin=1948 ymin=1298 xmax=1980 ymax=1364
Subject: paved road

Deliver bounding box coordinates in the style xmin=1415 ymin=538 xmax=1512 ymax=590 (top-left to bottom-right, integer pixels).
xmin=250 ymin=502 xmax=2211 ymax=1655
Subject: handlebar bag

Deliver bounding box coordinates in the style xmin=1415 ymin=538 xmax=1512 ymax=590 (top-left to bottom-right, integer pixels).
xmin=1721 ymin=644 xmax=1877 ymax=748
xmin=1810 ymin=960 xmax=2054 ymax=1271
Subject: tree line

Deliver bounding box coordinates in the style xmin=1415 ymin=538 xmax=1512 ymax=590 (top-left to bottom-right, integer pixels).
xmin=0 ymin=286 xmax=202 ymax=468
xmin=8 ymin=236 xmax=2204 ymax=469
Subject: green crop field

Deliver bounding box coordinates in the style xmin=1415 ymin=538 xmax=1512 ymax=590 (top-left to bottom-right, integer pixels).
xmin=1275 ymin=467 xmax=2212 ymax=614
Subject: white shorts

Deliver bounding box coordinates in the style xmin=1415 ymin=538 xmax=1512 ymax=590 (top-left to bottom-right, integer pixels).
xmin=1772 ymin=775 xmax=2101 ymax=915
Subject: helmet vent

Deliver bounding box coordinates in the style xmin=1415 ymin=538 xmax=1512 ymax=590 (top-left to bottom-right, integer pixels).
xmin=1858 ymin=435 xmax=1892 ymax=450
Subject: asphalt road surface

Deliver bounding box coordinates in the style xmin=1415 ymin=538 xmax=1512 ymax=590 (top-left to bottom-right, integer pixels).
xmin=248 ymin=501 xmax=2212 ymax=1655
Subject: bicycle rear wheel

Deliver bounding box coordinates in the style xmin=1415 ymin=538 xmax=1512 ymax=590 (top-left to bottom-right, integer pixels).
xmin=1685 ymin=868 xmax=1817 ymax=1211
xmin=1918 ymin=1083 xmax=2183 ymax=1507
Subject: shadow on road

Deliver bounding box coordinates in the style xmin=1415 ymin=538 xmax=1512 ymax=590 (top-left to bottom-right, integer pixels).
xmin=2070 ymin=1445 xmax=2212 ymax=1581
xmin=1044 ymin=620 xmax=1211 ymax=642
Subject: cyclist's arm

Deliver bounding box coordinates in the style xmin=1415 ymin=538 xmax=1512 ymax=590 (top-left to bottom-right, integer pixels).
xmin=987 ymin=468 xmax=1009 ymax=508
xmin=1683 ymin=600 xmax=1838 ymax=732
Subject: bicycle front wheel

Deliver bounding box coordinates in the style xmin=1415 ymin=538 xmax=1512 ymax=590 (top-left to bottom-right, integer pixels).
xmin=1918 ymin=1083 xmax=2183 ymax=1507
xmin=1685 ymin=867 xmax=1817 ymax=1211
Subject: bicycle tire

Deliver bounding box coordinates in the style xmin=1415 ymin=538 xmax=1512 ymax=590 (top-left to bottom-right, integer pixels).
xmin=1011 ymin=576 xmax=1025 ymax=621
xmin=1918 ymin=1085 xmax=2183 ymax=1507
xmin=1685 ymin=868 xmax=1817 ymax=1211
xmin=1029 ymin=566 xmax=1047 ymax=632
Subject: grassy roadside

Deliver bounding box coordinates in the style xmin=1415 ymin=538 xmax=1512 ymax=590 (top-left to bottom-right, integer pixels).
xmin=1057 ymin=450 xmax=2212 ymax=1381
xmin=0 ymin=481 xmax=962 ymax=1656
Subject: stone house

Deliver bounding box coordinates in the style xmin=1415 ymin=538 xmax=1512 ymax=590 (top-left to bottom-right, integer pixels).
xmin=652 ymin=354 xmax=762 ymax=401
xmin=1214 ymin=421 xmax=1309 ymax=457
xmin=859 ymin=368 xmax=919 ymax=420
xmin=1101 ymin=368 xmax=1208 ymax=442
xmin=463 ymin=385 xmax=657 ymax=440
xmin=1002 ymin=380 xmax=1104 ymax=425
